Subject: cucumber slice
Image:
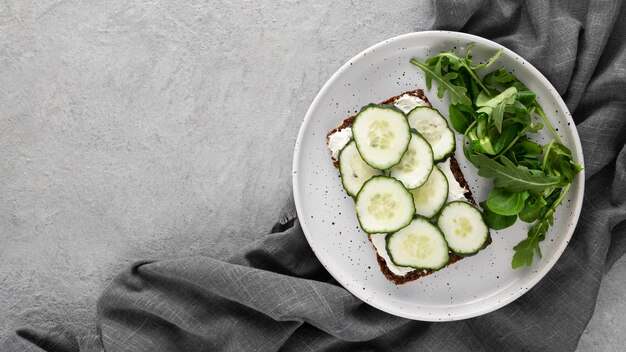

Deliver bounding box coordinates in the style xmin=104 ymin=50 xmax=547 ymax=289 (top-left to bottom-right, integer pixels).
xmin=339 ymin=140 xmax=382 ymax=197
xmin=409 ymin=166 xmax=448 ymax=218
xmin=352 ymin=105 xmax=411 ymax=169
xmin=355 ymin=176 xmax=415 ymax=233
xmin=389 ymin=132 xmax=434 ymax=189
xmin=407 ymin=107 xmax=456 ymax=162
xmin=437 ymin=201 xmax=489 ymax=255
xmin=386 ymin=217 xmax=450 ymax=270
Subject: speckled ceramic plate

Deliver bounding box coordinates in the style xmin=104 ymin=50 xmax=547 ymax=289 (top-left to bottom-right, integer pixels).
xmin=292 ymin=31 xmax=584 ymax=321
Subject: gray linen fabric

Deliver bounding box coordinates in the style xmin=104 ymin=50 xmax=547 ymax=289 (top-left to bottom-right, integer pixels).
xmin=4 ymin=0 xmax=626 ymax=351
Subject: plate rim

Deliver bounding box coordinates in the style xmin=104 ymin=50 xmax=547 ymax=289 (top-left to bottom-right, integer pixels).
xmin=292 ymin=30 xmax=585 ymax=321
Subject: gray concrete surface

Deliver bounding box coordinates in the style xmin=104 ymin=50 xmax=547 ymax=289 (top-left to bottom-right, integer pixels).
xmin=578 ymin=256 xmax=626 ymax=351
xmin=0 ymin=0 xmax=623 ymax=349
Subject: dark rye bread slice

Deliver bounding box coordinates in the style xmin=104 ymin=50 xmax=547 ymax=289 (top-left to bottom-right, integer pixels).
xmin=327 ymin=89 xmax=491 ymax=285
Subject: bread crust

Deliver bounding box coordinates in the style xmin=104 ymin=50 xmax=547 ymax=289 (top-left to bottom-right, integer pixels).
xmin=326 ymin=89 xmax=491 ymax=285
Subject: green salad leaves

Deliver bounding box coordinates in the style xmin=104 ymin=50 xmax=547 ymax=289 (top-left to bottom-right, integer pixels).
xmin=411 ymin=45 xmax=582 ymax=269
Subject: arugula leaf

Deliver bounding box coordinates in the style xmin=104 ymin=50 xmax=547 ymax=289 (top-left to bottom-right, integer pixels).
xmin=410 ymin=58 xmax=472 ymax=106
xmin=493 ymin=124 xmax=522 ymax=154
xmin=471 ymin=155 xmax=561 ymax=193
xmin=436 ymin=51 xmax=492 ymax=93
xmin=476 ymin=115 xmax=488 ymax=139
xmin=476 ymin=87 xmax=517 ymax=133
xmin=412 ymin=48 xmax=583 ymax=269
xmin=511 ymin=235 xmax=541 ymax=268
xmin=534 ymin=103 xmax=562 ymax=144
xmin=449 ymin=104 xmax=472 ymax=134
xmin=491 ymin=102 xmax=506 ymax=133
xmin=480 ymin=201 xmax=517 ymax=230
xmin=484 ymin=68 xmax=561 ymax=142
xmin=469 ymin=140 xmax=481 ymax=154
xmin=510 ymin=137 xmax=543 ymax=161
xmin=484 ymin=67 xmax=521 ymax=86
xmin=518 ymin=193 xmax=548 ymax=223
xmin=516 ymin=90 xmax=536 ymax=106
xmin=476 ymin=90 xmax=492 ymax=106
xmin=528 ymin=122 xmax=543 ymax=133
xmin=518 ymin=159 xmax=543 ymax=170
xmin=452 ymin=68 xmax=480 ymax=104
xmin=542 ymin=142 xmax=583 ymax=185
xmin=466 ymin=45 xmax=504 ymax=71
xmin=512 ymin=186 xmax=568 ymax=268
xmin=478 ymin=137 xmax=497 ymax=155
xmin=486 ymin=188 xmax=529 ymax=216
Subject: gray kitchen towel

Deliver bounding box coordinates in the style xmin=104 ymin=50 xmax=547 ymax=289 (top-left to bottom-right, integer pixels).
xmin=4 ymin=0 xmax=626 ymax=351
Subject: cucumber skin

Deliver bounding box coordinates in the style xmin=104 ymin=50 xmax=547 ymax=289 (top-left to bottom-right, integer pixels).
xmin=390 ymin=131 xmax=434 ymax=190
xmin=338 ymin=140 xmax=380 ymax=197
xmin=410 ymin=166 xmax=448 ymax=218
xmin=434 ymin=143 xmax=456 ymax=163
xmin=338 ymin=140 xmax=356 ymax=197
xmin=358 ymin=102 xmax=406 ymax=115
xmin=437 ymin=201 xmax=489 ymax=256
xmin=355 ymin=176 xmax=415 ymax=234
xmin=351 ymin=105 xmax=411 ymax=170
xmin=385 ymin=216 xmax=450 ymax=270
xmin=433 ymin=132 xmax=456 ymax=163
xmin=406 ymin=106 xmax=456 ymax=162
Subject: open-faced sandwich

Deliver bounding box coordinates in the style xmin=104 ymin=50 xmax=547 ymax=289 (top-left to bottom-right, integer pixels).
xmin=326 ymin=46 xmax=583 ymax=284
xmin=327 ymin=89 xmax=490 ymax=284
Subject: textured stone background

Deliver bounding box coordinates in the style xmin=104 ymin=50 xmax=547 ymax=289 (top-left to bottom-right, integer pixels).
xmin=0 ymin=0 xmax=623 ymax=349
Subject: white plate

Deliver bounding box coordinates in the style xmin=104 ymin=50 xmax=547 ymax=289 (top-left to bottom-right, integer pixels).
xmin=292 ymin=31 xmax=584 ymax=321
